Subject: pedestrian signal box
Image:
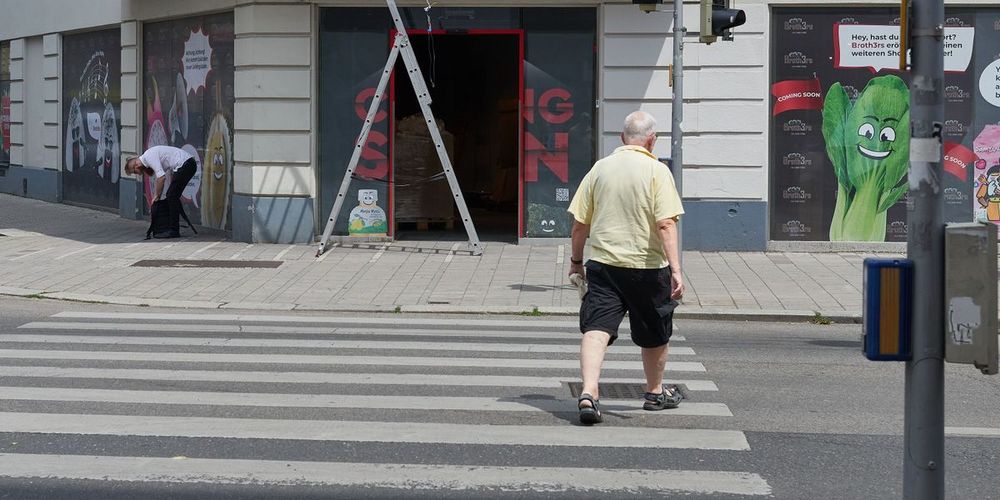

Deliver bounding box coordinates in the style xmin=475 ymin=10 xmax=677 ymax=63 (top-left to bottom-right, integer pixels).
xmin=863 ymin=259 xmax=914 ymax=361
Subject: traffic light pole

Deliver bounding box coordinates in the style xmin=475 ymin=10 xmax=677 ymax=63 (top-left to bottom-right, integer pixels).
xmin=671 ymin=0 xmax=684 ymax=265
xmin=904 ymin=0 xmax=945 ymax=495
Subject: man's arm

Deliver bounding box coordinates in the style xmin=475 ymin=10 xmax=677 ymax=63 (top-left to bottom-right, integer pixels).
xmin=152 ymin=176 xmax=166 ymax=202
xmin=656 ymin=217 xmax=684 ymax=300
xmin=569 ymin=220 xmax=590 ymax=276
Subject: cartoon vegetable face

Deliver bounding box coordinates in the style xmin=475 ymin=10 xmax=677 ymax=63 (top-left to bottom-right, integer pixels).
xmin=822 ymin=75 xmax=910 ymax=241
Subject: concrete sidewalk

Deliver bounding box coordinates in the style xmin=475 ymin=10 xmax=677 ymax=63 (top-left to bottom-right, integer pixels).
xmin=0 ymin=194 xmax=894 ymax=322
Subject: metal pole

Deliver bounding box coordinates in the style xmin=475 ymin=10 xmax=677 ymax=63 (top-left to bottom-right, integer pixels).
xmin=671 ymin=0 xmax=684 ymax=266
xmin=904 ymin=0 xmax=945 ymax=494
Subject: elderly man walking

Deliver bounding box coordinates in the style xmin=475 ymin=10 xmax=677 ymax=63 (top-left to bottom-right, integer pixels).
xmin=567 ymin=111 xmax=685 ymax=425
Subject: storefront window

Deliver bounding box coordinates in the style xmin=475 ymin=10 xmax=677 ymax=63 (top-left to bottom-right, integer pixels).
xmin=143 ymin=13 xmax=235 ymax=229
xmin=62 ymin=29 xmax=121 ymax=209
xmin=770 ymin=8 xmax=1000 ymax=242
xmin=318 ymin=7 xmax=596 ymax=240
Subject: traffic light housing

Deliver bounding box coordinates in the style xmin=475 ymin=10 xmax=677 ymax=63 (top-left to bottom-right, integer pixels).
xmin=700 ymin=0 xmax=746 ymax=44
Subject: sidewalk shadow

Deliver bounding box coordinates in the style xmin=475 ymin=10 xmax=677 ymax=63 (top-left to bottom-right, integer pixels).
xmin=0 ymin=194 xmax=230 ymax=245
xmin=509 ymin=284 xmax=576 ymax=292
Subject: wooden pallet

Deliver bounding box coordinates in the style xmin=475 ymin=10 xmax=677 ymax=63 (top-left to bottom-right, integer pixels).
xmin=396 ymin=218 xmax=456 ymax=231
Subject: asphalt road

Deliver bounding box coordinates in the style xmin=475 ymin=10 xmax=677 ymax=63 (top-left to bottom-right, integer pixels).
xmin=0 ymin=297 xmax=996 ymax=499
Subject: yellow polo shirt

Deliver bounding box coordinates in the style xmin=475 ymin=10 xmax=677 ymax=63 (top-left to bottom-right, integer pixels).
xmin=567 ymin=145 xmax=684 ymax=269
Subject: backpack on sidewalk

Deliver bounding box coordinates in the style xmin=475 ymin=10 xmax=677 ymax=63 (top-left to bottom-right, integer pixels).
xmin=146 ymin=200 xmax=198 ymax=239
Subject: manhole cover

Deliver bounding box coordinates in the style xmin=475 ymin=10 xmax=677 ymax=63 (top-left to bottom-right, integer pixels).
xmin=132 ymin=260 xmax=283 ymax=269
xmin=568 ymin=382 xmax=689 ymax=400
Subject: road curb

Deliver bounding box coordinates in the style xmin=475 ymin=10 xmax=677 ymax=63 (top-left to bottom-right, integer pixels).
xmin=0 ymin=289 xmax=862 ymax=323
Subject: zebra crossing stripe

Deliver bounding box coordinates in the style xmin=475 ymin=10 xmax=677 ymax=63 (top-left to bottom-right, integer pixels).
xmin=0 ymin=334 xmax=696 ymax=355
xmin=0 ymin=350 xmax=707 ymax=371
xmin=0 ymin=412 xmax=751 ymax=450
xmin=0 ymin=454 xmax=772 ymax=495
xmin=0 ymin=366 xmax=719 ymax=391
xmin=0 ymin=387 xmax=733 ymax=417
xmin=51 ymin=311 xmax=632 ymax=331
xmin=20 ymin=321 xmax=686 ymax=342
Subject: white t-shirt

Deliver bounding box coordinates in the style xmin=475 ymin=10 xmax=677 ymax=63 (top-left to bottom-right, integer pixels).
xmin=140 ymin=145 xmax=194 ymax=179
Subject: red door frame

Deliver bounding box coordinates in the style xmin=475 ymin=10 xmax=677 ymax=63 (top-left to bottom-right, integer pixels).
xmin=388 ymin=29 xmax=526 ymax=238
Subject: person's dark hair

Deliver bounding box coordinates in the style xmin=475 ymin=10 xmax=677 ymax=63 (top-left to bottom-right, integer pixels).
xmin=988 ymin=165 xmax=1000 ymax=177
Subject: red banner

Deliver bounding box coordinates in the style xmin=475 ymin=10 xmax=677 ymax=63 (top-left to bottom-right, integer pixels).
xmin=944 ymin=141 xmax=977 ymax=181
xmin=771 ymin=78 xmax=823 ymax=116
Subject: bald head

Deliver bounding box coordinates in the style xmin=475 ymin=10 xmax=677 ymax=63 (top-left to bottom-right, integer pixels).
xmin=621 ymin=111 xmax=657 ymax=148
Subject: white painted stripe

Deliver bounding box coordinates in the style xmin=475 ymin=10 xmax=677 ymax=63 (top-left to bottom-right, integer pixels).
xmin=0 ymin=366 xmax=717 ymax=390
xmin=52 ymin=311 xmax=633 ymax=331
xmin=0 ymin=412 xmax=750 ymax=450
xmin=54 ymin=245 xmax=97 ymax=261
xmin=444 ymin=242 xmax=461 ymax=263
xmin=10 ymin=247 xmax=55 ymax=261
xmin=20 ymin=321 xmax=686 ymax=342
xmin=0 ymin=454 xmax=772 ymax=495
xmin=315 ymin=243 xmax=336 ymax=262
xmin=945 ymin=427 xmax=1000 ymax=438
xmin=0 ymin=334 xmax=695 ymax=355
xmin=369 ymin=243 xmax=390 ymax=263
xmin=189 ymin=241 xmax=222 ymax=256
xmin=556 ymin=244 xmax=565 ymax=265
xmin=272 ymin=244 xmax=296 ymax=261
xmin=229 ymin=244 xmax=253 ymax=260
xmin=0 ymin=387 xmax=733 ymax=416
xmin=0 ymin=349 xmax=707 ymax=372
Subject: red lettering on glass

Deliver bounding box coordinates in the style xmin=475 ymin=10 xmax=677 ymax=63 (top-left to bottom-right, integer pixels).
xmin=539 ymin=89 xmax=574 ymax=124
xmin=524 ymin=132 xmax=569 ymax=183
xmin=355 ymin=88 xmax=388 ymax=122
xmin=356 ymin=130 xmax=388 ymax=180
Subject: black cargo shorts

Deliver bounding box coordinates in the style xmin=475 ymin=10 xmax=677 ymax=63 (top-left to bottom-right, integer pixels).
xmin=579 ymin=259 xmax=678 ymax=347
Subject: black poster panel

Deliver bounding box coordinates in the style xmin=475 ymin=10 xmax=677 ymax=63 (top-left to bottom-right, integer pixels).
xmin=1 ymin=41 xmax=9 ymax=166
xmin=771 ymin=8 xmax=987 ymax=242
xmin=319 ymin=8 xmax=391 ymax=236
xmin=143 ymin=13 xmax=235 ymax=229
xmin=971 ymin=12 xmax=1000 ymax=230
xmin=522 ymin=8 xmax=596 ymax=238
xmin=61 ymin=28 xmax=121 ymax=209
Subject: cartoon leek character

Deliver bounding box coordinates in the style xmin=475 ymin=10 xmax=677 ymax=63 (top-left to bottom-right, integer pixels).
xmin=822 ymin=75 xmax=910 ymax=241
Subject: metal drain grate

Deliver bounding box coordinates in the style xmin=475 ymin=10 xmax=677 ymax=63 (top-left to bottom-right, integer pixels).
xmin=132 ymin=260 xmax=283 ymax=269
xmin=568 ymin=382 xmax=689 ymax=399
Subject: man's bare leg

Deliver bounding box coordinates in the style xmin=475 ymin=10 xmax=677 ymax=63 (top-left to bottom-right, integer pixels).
xmin=641 ymin=344 xmax=669 ymax=394
xmin=579 ymin=330 xmax=612 ymax=407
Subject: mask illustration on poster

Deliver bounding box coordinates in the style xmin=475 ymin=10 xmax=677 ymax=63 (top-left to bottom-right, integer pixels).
xmin=203 ymin=82 xmax=232 ymax=229
xmin=822 ymin=75 xmax=910 ymax=242
xmin=974 ymin=125 xmax=1000 ymax=223
xmin=349 ymin=189 xmax=388 ymax=236
xmin=64 ymin=51 xmax=119 ymax=183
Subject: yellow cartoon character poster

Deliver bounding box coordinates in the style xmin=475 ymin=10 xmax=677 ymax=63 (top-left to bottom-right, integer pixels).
xmin=348 ymin=189 xmax=388 ymax=236
xmin=974 ymin=125 xmax=1000 ymax=225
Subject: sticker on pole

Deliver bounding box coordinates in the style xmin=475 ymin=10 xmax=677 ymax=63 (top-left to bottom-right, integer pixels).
xmin=834 ymin=24 xmax=974 ymax=73
xmin=182 ymin=28 xmax=213 ymax=94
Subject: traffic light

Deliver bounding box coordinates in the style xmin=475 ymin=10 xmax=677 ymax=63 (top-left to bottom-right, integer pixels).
xmin=700 ymin=0 xmax=746 ymax=44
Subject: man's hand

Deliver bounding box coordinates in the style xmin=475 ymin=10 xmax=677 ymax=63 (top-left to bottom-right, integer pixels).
xmin=670 ymin=269 xmax=685 ymax=301
xmin=568 ymin=262 xmax=585 ymax=277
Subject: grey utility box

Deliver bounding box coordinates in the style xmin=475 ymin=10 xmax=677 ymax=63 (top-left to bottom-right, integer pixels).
xmin=944 ymin=222 xmax=998 ymax=375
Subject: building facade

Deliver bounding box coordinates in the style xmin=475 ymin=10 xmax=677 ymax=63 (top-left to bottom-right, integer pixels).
xmin=1 ymin=0 xmax=998 ymax=250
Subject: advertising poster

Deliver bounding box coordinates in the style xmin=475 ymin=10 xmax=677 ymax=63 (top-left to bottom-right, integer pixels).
xmin=522 ymin=9 xmax=596 ymax=238
xmin=1 ymin=41 xmax=10 ymax=166
xmin=771 ymin=9 xmax=1000 ymax=241
xmin=61 ymin=29 xmax=121 ymax=209
xmin=143 ymin=13 xmax=234 ymax=229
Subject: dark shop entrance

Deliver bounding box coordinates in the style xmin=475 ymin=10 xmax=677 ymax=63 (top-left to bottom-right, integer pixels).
xmin=391 ymin=31 xmax=522 ymax=242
